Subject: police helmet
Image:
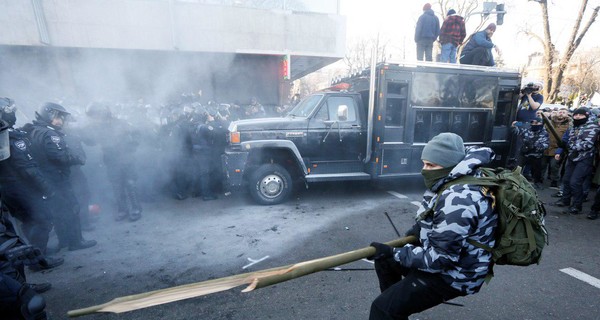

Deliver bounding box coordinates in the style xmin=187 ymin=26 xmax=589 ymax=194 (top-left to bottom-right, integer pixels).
xmin=86 ymin=102 xmax=112 ymax=120
xmin=36 ymin=102 xmax=70 ymax=123
xmin=0 ymin=97 xmax=17 ymax=126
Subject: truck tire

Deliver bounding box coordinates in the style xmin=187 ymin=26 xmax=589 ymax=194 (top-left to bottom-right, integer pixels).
xmin=248 ymin=164 xmax=292 ymax=205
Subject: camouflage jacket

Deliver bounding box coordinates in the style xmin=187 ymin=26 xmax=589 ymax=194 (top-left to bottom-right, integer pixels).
xmin=514 ymin=126 xmax=550 ymax=158
xmin=394 ymin=147 xmax=497 ymax=295
xmin=566 ymin=117 xmax=600 ymax=162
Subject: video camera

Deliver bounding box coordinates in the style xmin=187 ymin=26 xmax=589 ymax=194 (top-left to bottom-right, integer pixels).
xmin=521 ymin=83 xmax=540 ymax=95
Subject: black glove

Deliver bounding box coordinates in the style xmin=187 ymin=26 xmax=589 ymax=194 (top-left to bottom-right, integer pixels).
xmin=368 ymin=242 xmax=394 ymax=261
xmin=405 ymin=223 xmax=421 ymax=238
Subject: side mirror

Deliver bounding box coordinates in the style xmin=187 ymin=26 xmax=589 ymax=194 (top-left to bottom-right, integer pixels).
xmin=337 ymin=105 xmax=348 ymax=121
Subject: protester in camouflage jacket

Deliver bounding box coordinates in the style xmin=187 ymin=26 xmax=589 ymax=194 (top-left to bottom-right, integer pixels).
xmin=395 ymin=146 xmax=497 ymax=294
xmin=368 ymin=133 xmax=497 ymax=320
xmin=512 ymin=118 xmax=549 ymax=187
xmin=554 ymin=107 xmax=600 ymax=215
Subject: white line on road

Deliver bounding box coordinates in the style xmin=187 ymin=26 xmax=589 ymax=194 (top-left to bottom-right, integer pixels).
xmin=411 ymin=201 xmax=421 ymax=207
xmin=387 ymin=191 xmax=408 ymax=199
xmin=560 ymin=267 xmax=600 ymax=289
xmin=242 ymin=255 xmax=270 ymax=269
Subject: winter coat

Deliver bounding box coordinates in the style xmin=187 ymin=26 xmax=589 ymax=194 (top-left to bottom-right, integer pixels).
xmin=394 ymin=147 xmax=497 ymax=295
xmin=544 ymin=118 xmax=570 ymax=156
xmin=514 ymin=126 xmax=550 ymax=158
xmin=439 ymin=14 xmax=466 ymax=46
xmin=415 ymin=9 xmax=440 ymax=42
xmin=565 ymin=116 xmax=600 ymax=162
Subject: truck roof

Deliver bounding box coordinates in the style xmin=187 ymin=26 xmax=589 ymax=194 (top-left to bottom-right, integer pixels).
xmin=381 ymin=60 xmax=520 ymax=76
xmin=329 ymin=61 xmax=521 ymax=87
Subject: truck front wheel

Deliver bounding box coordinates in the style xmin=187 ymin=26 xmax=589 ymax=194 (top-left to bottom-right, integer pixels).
xmin=248 ymin=164 xmax=292 ymax=205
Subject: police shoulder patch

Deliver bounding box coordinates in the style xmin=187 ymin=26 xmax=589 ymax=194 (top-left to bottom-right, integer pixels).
xmin=50 ymin=135 xmax=61 ymax=144
xmin=14 ymin=140 xmax=27 ymax=151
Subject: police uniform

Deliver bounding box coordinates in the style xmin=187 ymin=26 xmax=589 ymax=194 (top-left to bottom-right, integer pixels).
xmin=0 ymin=127 xmax=53 ymax=253
xmin=190 ymin=119 xmax=217 ymax=200
xmin=28 ymin=103 xmax=96 ymax=251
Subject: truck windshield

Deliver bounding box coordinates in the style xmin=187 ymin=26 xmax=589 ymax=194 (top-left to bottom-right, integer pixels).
xmin=287 ymin=94 xmax=323 ymax=117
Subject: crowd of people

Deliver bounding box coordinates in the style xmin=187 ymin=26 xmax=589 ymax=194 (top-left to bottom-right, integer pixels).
xmin=510 ymin=82 xmax=600 ymax=219
xmin=0 ymin=94 xmax=296 ymax=319
xmin=415 ymin=3 xmax=500 ymax=66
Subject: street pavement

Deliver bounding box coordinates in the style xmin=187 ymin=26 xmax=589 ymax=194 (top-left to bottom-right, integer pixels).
xmin=29 ymin=178 xmax=600 ymax=320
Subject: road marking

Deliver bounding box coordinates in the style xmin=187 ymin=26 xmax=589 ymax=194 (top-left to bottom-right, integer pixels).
xmin=362 ymin=259 xmax=374 ymax=264
xmin=387 ymin=191 xmax=408 ymax=199
xmin=242 ymin=255 xmax=270 ymax=269
xmin=411 ymin=201 xmax=421 ymax=207
xmin=560 ymin=267 xmax=600 ymax=289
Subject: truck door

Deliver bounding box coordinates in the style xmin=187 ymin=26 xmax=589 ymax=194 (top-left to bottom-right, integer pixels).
xmin=307 ymin=95 xmax=365 ymax=163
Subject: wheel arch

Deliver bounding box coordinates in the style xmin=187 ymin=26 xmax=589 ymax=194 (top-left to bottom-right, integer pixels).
xmin=241 ymin=140 xmax=307 ymax=181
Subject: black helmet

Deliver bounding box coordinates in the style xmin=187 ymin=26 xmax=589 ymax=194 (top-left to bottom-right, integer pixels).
xmin=86 ymin=102 xmax=112 ymax=120
xmin=36 ymin=102 xmax=70 ymax=123
xmin=0 ymin=97 xmax=16 ymax=127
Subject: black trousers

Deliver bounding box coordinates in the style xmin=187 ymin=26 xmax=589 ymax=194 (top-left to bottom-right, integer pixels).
xmin=0 ymin=184 xmax=52 ymax=253
xmin=460 ymin=47 xmax=494 ymax=66
xmin=522 ymin=156 xmax=543 ymax=183
xmin=48 ymin=180 xmax=83 ymax=248
xmin=561 ymin=157 xmax=594 ymax=210
xmin=370 ymin=258 xmax=463 ymax=320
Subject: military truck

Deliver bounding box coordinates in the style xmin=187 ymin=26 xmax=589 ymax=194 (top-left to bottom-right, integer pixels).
xmin=222 ymin=62 xmax=521 ymax=204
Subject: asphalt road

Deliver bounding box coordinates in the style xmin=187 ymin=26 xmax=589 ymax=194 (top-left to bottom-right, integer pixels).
xmin=29 ymin=179 xmax=600 ymax=320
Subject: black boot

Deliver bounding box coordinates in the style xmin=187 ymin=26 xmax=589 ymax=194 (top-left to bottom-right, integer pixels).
xmin=125 ymin=181 xmax=142 ymax=222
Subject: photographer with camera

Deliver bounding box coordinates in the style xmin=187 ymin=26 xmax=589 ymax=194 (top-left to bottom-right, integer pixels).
xmin=517 ymin=82 xmax=544 ymax=123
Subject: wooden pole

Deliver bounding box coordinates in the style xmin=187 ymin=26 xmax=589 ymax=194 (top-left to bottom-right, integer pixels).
xmin=67 ymin=236 xmax=417 ymax=317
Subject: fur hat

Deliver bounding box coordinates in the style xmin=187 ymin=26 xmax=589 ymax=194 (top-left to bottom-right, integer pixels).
xmin=421 ymin=133 xmax=465 ymax=168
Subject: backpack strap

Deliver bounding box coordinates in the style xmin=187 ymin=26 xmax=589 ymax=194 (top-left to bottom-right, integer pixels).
xmin=417 ymin=174 xmax=498 ymax=221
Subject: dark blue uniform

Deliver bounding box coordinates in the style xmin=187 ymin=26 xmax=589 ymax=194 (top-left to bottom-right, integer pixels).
xmin=28 ymin=120 xmax=89 ymax=250
xmin=190 ymin=121 xmax=217 ymax=200
xmin=0 ymin=128 xmax=53 ymax=253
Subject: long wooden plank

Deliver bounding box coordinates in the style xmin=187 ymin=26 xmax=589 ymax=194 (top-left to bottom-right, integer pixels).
xmin=68 ymin=236 xmax=416 ymax=317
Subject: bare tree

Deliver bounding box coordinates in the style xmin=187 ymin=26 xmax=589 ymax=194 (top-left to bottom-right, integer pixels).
xmin=342 ymin=36 xmax=388 ymax=75
xmin=434 ymin=0 xmax=480 ymax=22
xmin=524 ymin=0 xmax=600 ymax=102
xmin=562 ymin=50 xmax=600 ymax=99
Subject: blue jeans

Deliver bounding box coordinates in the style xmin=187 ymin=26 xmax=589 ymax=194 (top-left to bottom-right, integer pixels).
xmin=440 ymin=43 xmax=457 ymax=63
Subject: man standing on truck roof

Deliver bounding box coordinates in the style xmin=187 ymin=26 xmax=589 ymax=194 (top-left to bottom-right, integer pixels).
xmin=438 ymin=9 xmax=466 ymax=63
xmin=367 ymin=133 xmax=497 ymax=320
xmin=415 ymin=3 xmax=440 ymax=62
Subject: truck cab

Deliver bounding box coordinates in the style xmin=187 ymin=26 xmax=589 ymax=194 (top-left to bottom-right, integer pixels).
xmin=222 ymin=62 xmax=521 ymax=205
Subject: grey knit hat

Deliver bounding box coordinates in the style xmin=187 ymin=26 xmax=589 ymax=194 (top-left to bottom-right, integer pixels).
xmin=421 ymin=133 xmax=465 ymax=168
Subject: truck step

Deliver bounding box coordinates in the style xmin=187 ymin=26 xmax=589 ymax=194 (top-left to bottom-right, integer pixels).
xmin=305 ymin=172 xmax=371 ymax=182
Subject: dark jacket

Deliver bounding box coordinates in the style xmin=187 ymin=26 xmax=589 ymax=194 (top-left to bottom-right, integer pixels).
xmin=415 ymin=9 xmax=440 ymax=42
xmin=0 ymin=128 xmax=51 ymax=195
xmin=461 ymin=30 xmax=495 ymax=64
xmin=28 ymin=120 xmax=83 ymax=181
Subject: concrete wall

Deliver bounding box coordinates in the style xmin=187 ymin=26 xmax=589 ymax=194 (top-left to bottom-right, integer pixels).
xmin=0 ymin=0 xmax=345 ymax=109
xmin=0 ymin=0 xmax=345 ymax=57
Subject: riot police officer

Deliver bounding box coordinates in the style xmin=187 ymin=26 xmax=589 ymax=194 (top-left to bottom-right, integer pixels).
xmin=28 ymin=102 xmax=96 ymax=252
xmin=0 ymin=99 xmax=63 ymax=262
xmin=85 ymin=102 xmax=142 ymax=221
xmin=190 ymin=112 xmax=218 ymax=201
xmin=1 ymin=214 xmax=50 ymax=320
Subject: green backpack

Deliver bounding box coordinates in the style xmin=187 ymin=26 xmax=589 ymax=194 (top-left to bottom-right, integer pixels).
xmin=431 ymin=166 xmax=548 ymax=266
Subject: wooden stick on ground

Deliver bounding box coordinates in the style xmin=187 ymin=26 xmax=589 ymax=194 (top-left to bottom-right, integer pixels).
xmin=67 ymin=236 xmax=417 ymax=317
